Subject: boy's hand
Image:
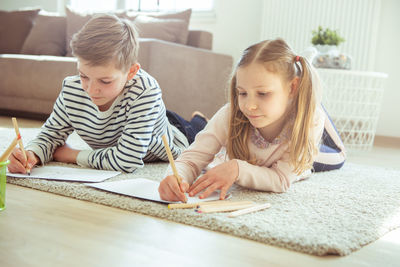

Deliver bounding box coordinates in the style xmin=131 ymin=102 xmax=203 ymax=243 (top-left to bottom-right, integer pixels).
xmin=53 ymin=144 xmax=80 ymax=164
xmin=188 ymin=160 xmax=238 ymax=200
xmin=158 ymin=175 xmax=189 ymax=203
xmin=8 ymin=148 xmax=39 ymax=174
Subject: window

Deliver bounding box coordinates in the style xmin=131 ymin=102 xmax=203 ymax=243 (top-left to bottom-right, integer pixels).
xmin=68 ymin=0 xmax=214 ymax=12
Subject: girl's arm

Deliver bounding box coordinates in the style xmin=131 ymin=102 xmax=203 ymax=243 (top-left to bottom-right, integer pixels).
xmin=167 ymin=105 xmax=230 ymax=184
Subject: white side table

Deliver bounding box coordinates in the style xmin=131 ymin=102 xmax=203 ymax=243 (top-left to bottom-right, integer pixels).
xmin=317 ymin=69 xmax=388 ymax=150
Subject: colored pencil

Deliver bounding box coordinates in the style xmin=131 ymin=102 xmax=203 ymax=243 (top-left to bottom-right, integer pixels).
xmin=0 ymin=137 xmax=19 ymax=162
xmin=168 ymin=200 xmax=253 ymax=209
xmin=12 ymin=117 xmax=30 ymax=175
xmin=227 ymin=203 xmax=271 ymax=218
xmin=161 ymin=135 xmax=182 ymax=185
xmin=195 ymin=201 xmax=255 ymax=214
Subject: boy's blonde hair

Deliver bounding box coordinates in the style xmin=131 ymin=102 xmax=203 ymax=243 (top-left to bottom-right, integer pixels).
xmin=227 ymin=38 xmax=320 ymax=174
xmin=71 ymin=14 xmax=139 ymax=72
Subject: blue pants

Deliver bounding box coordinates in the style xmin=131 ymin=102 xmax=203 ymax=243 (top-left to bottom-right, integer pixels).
xmin=166 ymin=110 xmax=207 ymax=144
xmin=313 ymin=106 xmax=346 ymax=172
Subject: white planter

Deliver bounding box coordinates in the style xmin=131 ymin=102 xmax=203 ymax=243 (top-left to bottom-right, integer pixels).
xmin=312 ymin=45 xmax=351 ymax=70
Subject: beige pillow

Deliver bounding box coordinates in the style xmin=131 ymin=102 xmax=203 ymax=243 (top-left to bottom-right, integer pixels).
xmin=125 ymin=9 xmax=192 ymax=44
xmin=134 ymin=15 xmax=188 ymax=44
xmin=0 ymin=8 xmax=40 ymax=54
xmin=21 ymin=11 xmax=66 ymax=56
xmin=65 ymin=6 xmax=126 ymax=57
xmin=125 ymin=8 xmax=191 ymax=24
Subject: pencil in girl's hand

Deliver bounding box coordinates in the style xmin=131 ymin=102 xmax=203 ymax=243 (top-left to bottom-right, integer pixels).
xmin=161 ymin=134 xmax=182 ymax=185
xmin=11 ymin=117 xmax=30 ymax=175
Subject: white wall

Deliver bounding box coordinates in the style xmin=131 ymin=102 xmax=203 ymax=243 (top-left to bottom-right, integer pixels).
xmin=1 ymin=0 xmax=399 ymax=137
xmin=190 ymin=0 xmax=264 ymax=65
xmin=374 ymin=0 xmax=400 ymax=137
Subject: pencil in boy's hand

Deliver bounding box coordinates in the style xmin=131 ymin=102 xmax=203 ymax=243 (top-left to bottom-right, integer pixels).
xmin=161 ymin=135 xmax=182 ymax=185
xmin=11 ymin=117 xmax=30 ymax=175
xmin=0 ymin=136 xmax=19 ymax=162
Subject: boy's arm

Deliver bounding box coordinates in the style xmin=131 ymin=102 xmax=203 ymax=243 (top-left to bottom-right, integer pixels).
xmin=26 ymin=85 xmax=74 ymax=164
xmin=76 ymin=87 xmax=163 ymax=173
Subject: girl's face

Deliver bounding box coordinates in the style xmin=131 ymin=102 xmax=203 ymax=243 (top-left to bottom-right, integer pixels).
xmin=236 ymin=63 xmax=296 ymax=137
xmin=78 ymin=59 xmax=139 ymax=111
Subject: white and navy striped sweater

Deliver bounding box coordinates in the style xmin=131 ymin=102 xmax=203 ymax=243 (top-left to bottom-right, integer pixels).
xmin=27 ymin=69 xmax=188 ymax=173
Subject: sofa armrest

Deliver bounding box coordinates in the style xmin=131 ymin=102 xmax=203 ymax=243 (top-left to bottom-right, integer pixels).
xmin=187 ymin=30 xmax=213 ymax=50
xmin=0 ymin=54 xmax=77 ymax=116
xmin=138 ymin=39 xmax=233 ymax=119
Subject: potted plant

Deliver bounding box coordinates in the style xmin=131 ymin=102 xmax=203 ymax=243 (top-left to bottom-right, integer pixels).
xmin=311 ymin=26 xmax=345 ymax=53
xmin=310 ymin=26 xmax=350 ymax=69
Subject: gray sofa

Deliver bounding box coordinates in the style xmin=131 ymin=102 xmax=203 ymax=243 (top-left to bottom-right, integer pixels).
xmin=0 ymin=8 xmax=233 ymax=120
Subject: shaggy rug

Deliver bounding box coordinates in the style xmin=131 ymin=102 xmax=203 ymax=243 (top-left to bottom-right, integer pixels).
xmin=1 ymin=128 xmax=400 ymax=256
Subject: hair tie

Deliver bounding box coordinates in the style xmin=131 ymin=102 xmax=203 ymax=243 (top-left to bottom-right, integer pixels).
xmin=295 ymin=56 xmax=300 ymax=62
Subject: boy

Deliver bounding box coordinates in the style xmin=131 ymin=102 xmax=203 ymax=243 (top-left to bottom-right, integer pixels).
xmin=8 ymin=14 xmax=206 ymax=173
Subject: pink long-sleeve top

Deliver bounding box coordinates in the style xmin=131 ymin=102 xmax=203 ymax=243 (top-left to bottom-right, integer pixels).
xmin=168 ymin=104 xmax=326 ymax=193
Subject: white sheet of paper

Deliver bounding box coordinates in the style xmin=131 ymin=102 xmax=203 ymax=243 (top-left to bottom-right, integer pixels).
xmin=7 ymin=166 xmax=120 ymax=183
xmin=86 ymin=178 xmax=229 ymax=204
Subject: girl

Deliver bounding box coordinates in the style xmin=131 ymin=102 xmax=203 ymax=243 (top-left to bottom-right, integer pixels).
xmin=158 ymin=38 xmax=346 ymax=202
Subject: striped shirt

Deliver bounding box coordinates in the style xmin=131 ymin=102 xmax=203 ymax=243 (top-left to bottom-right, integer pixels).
xmin=27 ymin=69 xmax=188 ymax=173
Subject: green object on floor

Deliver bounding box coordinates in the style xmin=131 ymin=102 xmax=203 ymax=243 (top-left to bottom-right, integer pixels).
xmin=0 ymin=160 xmax=10 ymax=211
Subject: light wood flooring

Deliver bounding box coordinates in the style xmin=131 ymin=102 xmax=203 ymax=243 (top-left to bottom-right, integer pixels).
xmin=0 ymin=116 xmax=399 ymax=267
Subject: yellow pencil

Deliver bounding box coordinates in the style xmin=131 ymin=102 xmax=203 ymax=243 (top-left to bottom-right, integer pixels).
xmin=0 ymin=137 xmax=19 ymax=162
xmin=161 ymin=135 xmax=182 ymax=185
xmin=12 ymin=117 xmax=30 ymax=175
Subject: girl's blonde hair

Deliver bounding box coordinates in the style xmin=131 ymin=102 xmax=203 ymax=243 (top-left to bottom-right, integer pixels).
xmin=71 ymin=14 xmax=139 ymax=72
xmin=227 ymin=38 xmax=320 ymax=174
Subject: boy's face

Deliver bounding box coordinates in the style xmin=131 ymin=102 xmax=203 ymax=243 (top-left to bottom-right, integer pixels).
xmin=77 ymin=59 xmax=139 ymax=111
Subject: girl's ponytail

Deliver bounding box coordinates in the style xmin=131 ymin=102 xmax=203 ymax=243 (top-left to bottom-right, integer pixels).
xmin=290 ymin=56 xmax=317 ymax=174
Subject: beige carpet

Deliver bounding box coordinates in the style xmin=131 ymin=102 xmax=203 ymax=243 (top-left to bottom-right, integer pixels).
xmin=2 ymin=128 xmax=400 ymax=256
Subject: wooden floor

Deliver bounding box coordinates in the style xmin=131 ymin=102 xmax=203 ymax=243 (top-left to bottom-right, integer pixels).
xmin=0 ymin=116 xmax=399 ymax=267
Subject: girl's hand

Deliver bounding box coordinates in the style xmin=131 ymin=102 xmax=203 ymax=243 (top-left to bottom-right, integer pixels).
xmin=53 ymin=144 xmax=80 ymax=164
xmin=8 ymin=148 xmax=39 ymax=174
xmin=188 ymin=160 xmax=238 ymax=200
xmin=158 ymin=175 xmax=189 ymax=203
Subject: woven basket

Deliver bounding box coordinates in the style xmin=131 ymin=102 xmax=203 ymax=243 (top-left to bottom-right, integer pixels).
xmin=318 ymin=69 xmax=388 ymax=150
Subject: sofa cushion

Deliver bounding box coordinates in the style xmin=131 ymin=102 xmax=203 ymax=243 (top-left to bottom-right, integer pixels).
xmin=134 ymin=15 xmax=188 ymax=44
xmin=0 ymin=8 xmax=40 ymax=54
xmin=125 ymin=9 xmax=191 ymax=45
xmin=65 ymin=6 xmax=192 ymax=56
xmin=21 ymin=11 xmax=66 ymax=56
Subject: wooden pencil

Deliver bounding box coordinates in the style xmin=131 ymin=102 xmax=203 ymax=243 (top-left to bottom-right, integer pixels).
xmin=196 ymin=201 xmax=256 ymax=214
xmin=227 ymin=203 xmax=271 ymax=218
xmin=12 ymin=117 xmax=30 ymax=175
xmin=0 ymin=137 xmax=19 ymax=162
xmin=161 ymin=135 xmax=181 ymax=184
xmin=168 ymin=200 xmax=253 ymax=209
